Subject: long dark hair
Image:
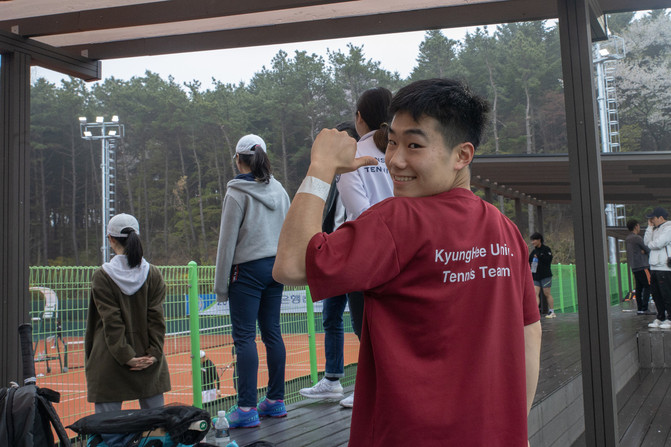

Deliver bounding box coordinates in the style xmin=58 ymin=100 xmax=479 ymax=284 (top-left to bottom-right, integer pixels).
xmin=357 ymin=87 xmax=392 ymax=152
xmin=112 ymin=228 xmax=143 ymax=268
xmin=238 ymin=147 xmax=272 ymax=184
xmin=335 ymin=121 xmax=360 ymax=141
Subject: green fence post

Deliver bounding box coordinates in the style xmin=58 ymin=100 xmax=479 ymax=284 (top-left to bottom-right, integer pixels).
xmin=571 ymin=264 xmax=577 ymax=312
xmin=305 ymin=287 xmax=319 ymax=386
xmin=557 ymin=263 xmax=565 ymax=313
xmin=622 ymin=263 xmax=629 ymax=294
xmin=188 ymin=261 xmax=203 ymax=408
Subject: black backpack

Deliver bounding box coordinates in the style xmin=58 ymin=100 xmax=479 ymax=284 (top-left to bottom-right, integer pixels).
xmin=0 ymin=324 xmax=71 ymax=447
xmin=68 ymin=405 xmax=210 ymax=447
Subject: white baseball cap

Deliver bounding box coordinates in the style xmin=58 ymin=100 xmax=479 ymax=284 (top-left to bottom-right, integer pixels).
xmin=234 ymin=134 xmax=266 ymax=158
xmin=107 ymin=213 xmax=140 ymax=238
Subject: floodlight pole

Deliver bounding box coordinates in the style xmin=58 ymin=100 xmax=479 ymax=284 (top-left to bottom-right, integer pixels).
xmin=79 ymin=116 xmax=124 ymax=263
xmin=593 ymin=37 xmax=625 ymax=265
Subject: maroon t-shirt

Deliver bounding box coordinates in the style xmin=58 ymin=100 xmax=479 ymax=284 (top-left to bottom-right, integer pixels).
xmin=306 ymin=188 xmax=539 ymax=447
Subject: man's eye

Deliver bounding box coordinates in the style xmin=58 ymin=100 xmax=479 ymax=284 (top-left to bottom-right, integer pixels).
xmin=388 ymin=139 xmax=397 ymax=146
xmin=409 ymin=143 xmax=421 ymax=149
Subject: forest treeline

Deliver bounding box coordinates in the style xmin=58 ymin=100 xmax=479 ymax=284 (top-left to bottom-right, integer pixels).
xmin=28 ymin=12 xmax=671 ymax=266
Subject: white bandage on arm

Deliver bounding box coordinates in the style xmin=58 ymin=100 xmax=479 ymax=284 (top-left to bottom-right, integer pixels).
xmin=296 ymin=176 xmax=330 ymax=202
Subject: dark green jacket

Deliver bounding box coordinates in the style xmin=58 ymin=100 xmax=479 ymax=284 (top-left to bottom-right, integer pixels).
xmin=85 ymin=265 xmax=171 ymax=403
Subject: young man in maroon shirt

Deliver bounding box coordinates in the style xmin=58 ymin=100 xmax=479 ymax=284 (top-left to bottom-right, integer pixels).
xmin=274 ymin=79 xmax=541 ymax=447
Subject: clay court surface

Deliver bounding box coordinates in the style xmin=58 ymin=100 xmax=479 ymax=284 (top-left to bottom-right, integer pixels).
xmin=33 ymin=332 xmax=360 ymax=437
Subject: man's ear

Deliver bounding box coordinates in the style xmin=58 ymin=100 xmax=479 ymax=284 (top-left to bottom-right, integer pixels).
xmin=454 ymin=142 xmax=475 ymax=170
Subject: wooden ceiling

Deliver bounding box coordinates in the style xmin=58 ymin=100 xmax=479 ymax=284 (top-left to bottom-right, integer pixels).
xmin=1 ymin=0 xmax=667 ymax=64
xmin=2 ymin=0 xmax=669 ymax=205
xmin=472 ymin=152 xmax=671 ymax=204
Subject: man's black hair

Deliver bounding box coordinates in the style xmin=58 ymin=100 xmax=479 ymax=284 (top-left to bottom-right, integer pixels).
xmin=627 ymin=219 xmax=639 ymax=232
xmin=388 ymin=78 xmax=490 ymax=150
xmin=530 ymin=232 xmax=544 ymax=244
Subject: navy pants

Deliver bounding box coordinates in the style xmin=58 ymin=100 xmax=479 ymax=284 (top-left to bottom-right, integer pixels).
xmin=651 ymin=271 xmax=671 ymax=322
xmin=633 ymin=269 xmax=650 ymax=312
xmin=322 ymin=295 xmax=347 ymax=378
xmin=321 ymin=292 xmax=364 ymax=378
xmin=228 ymin=257 xmax=286 ymax=407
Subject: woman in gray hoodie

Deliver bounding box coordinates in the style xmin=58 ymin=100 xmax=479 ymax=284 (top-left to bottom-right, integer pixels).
xmin=214 ymin=134 xmax=291 ymax=428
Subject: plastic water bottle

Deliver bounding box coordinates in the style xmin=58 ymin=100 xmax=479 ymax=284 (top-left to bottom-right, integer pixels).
xmin=531 ymin=256 xmax=539 ymax=273
xmin=214 ymin=410 xmax=230 ymax=446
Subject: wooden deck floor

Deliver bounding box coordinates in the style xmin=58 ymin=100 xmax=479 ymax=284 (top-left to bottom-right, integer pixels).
xmin=230 ymin=388 xmax=354 ymax=447
xmin=571 ymin=307 xmax=671 ymax=447
xmin=230 ymin=306 xmax=653 ymax=447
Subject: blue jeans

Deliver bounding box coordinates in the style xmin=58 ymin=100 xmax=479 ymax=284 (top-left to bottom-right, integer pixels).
xmin=322 ymin=293 xmax=364 ymax=378
xmin=322 ymin=295 xmax=347 ymax=378
xmin=228 ymin=257 xmax=286 ymax=407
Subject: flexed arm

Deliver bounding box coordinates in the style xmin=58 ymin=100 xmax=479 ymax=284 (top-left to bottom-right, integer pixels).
xmin=273 ymin=129 xmax=377 ymax=285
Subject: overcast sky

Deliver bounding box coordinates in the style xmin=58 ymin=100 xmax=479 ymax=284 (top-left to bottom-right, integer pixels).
xmin=32 ymin=27 xmax=479 ymax=90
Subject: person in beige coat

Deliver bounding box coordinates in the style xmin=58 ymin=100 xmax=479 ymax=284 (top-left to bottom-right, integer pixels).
xmin=85 ymin=213 xmax=171 ymax=413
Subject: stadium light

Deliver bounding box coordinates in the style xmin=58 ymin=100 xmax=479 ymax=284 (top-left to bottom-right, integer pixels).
xmin=79 ymin=116 xmax=125 ymax=263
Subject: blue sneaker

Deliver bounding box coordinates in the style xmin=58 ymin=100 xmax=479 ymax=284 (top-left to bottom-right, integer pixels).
xmin=257 ymin=397 xmax=287 ymax=418
xmin=226 ymin=406 xmax=260 ymax=428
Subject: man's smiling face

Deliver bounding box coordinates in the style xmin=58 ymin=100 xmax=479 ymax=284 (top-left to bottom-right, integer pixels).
xmin=385 ymin=111 xmax=472 ymax=198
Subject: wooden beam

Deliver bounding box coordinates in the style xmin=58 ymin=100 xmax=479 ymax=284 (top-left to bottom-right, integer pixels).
xmin=0 ymin=51 xmax=31 ymax=387
xmin=56 ymin=0 xmax=556 ymax=60
xmin=557 ymin=0 xmax=618 ymax=444
xmin=472 ymin=175 xmax=547 ymax=207
xmin=0 ymin=29 xmax=101 ymax=81
xmin=588 ymin=0 xmax=607 ymax=41
xmin=0 ymin=0 xmax=358 ymax=38
xmin=599 ymin=0 xmax=671 ymax=13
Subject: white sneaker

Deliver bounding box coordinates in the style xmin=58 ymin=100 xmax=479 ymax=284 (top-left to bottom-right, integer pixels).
xmin=339 ymin=393 xmax=354 ymax=408
xmin=649 ymin=319 xmax=663 ymax=328
xmin=299 ymin=377 xmax=344 ymax=399
xmin=660 ymin=321 xmax=671 ymax=329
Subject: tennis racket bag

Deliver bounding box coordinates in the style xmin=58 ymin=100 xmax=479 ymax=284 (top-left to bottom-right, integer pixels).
xmin=0 ymin=324 xmax=71 ymax=447
xmin=67 ymin=405 xmax=210 ymax=447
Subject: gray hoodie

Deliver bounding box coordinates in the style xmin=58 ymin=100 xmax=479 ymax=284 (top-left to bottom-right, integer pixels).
xmin=214 ymin=176 xmax=290 ymax=301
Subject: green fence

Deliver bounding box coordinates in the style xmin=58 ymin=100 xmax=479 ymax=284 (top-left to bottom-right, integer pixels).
xmin=27 ymin=261 xmax=632 ymax=435
xmin=28 ymin=263 xmax=359 ymax=435
xmin=548 ymin=263 xmax=633 ymax=313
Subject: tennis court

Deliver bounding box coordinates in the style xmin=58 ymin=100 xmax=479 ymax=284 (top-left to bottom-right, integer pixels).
xmin=28 ymin=265 xmax=360 ymax=438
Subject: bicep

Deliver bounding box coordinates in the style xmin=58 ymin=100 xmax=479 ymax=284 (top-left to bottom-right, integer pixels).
xmin=306 ymin=215 xmax=400 ymax=298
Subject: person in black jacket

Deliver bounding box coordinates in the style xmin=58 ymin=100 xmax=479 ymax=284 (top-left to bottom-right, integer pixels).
xmin=625 ymin=219 xmax=651 ymax=314
xmin=529 ymin=232 xmax=556 ymax=318
xmin=200 ymin=350 xmax=220 ymax=403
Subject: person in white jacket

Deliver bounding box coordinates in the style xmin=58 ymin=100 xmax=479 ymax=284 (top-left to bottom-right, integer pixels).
xmin=320 ymin=87 xmax=393 ymax=408
xmin=644 ymin=207 xmax=671 ymax=329
xmin=336 ymin=87 xmax=394 ymax=221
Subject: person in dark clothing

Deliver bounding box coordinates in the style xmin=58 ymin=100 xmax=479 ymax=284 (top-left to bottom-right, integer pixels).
xmin=200 ymin=350 xmax=220 ymax=403
xmin=300 ymin=121 xmax=363 ymax=407
xmin=529 ymin=232 xmax=556 ymax=318
xmin=625 ymin=219 xmax=651 ymax=314
xmin=86 ymin=213 xmax=171 ymax=414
